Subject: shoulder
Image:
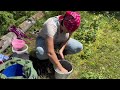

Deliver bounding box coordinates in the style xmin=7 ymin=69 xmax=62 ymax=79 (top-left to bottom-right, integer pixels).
xmin=44 ymin=16 xmax=60 ymax=26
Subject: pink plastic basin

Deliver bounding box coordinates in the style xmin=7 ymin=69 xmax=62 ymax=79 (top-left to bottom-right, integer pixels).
xmin=12 ymin=39 xmax=25 ymax=50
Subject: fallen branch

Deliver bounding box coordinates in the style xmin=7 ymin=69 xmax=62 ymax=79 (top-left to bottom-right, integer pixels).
xmin=0 ymin=11 xmax=44 ymax=53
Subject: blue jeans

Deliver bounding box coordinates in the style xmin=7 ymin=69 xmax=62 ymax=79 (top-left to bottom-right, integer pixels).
xmin=36 ymin=36 xmax=83 ymax=60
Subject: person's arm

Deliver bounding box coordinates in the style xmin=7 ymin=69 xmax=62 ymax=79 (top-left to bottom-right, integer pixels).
xmin=46 ymin=35 xmax=68 ymax=73
xmin=59 ymin=33 xmax=72 ymax=59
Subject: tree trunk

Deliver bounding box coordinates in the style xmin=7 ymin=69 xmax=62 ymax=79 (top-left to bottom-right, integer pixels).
xmin=0 ymin=11 xmax=44 ymax=53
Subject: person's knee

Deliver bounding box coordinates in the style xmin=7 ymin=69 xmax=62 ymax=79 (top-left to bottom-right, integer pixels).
xmin=65 ymin=39 xmax=83 ymax=54
xmin=72 ymin=42 xmax=83 ymax=54
xmin=36 ymin=47 xmax=44 ymax=59
xmin=77 ymin=43 xmax=83 ymax=52
xmin=36 ymin=47 xmax=44 ymax=55
xmin=36 ymin=47 xmax=49 ymax=60
xmin=65 ymin=43 xmax=83 ymax=54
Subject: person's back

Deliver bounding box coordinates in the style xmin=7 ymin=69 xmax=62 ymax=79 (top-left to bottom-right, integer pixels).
xmin=38 ymin=16 xmax=69 ymax=45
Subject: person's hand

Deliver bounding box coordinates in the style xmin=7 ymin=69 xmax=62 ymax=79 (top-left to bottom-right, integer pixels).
xmin=59 ymin=67 xmax=68 ymax=74
xmin=56 ymin=63 xmax=68 ymax=74
xmin=59 ymin=50 xmax=64 ymax=60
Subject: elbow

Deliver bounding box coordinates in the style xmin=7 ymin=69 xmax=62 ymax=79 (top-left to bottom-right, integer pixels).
xmin=47 ymin=51 xmax=54 ymax=57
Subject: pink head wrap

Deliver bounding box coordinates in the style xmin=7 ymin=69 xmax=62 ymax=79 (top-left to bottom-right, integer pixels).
xmin=59 ymin=11 xmax=81 ymax=32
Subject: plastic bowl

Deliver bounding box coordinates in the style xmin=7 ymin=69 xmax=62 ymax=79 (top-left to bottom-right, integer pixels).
xmin=12 ymin=44 xmax=28 ymax=54
xmin=12 ymin=39 xmax=25 ymax=50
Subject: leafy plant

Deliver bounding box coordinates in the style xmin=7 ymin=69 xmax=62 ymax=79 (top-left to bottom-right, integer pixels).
xmin=0 ymin=11 xmax=15 ymax=36
xmin=79 ymin=72 xmax=105 ymax=79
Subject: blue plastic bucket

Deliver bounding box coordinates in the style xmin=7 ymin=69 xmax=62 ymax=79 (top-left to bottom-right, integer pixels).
xmin=2 ymin=64 xmax=24 ymax=77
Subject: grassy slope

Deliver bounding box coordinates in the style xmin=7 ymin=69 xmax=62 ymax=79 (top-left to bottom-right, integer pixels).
xmin=67 ymin=29 xmax=120 ymax=79
xmin=66 ymin=12 xmax=120 ymax=79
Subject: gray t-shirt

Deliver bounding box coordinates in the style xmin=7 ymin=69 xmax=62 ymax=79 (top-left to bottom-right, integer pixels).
xmin=38 ymin=16 xmax=69 ymax=44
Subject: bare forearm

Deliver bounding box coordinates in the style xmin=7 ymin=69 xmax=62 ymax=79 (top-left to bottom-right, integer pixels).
xmin=59 ymin=42 xmax=67 ymax=52
xmin=46 ymin=35 xmax=68 ymax=73
xmin=60 ymin=33 xmax=72 ymax=52
xmin=47 ymin=51 xmax=63 ymax=69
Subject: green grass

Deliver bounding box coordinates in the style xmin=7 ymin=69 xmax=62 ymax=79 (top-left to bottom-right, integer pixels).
xmin=66 ymin=12 xmax=120 ymax=79
xmin=66 ymin=30 xmax=120 ymax=79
